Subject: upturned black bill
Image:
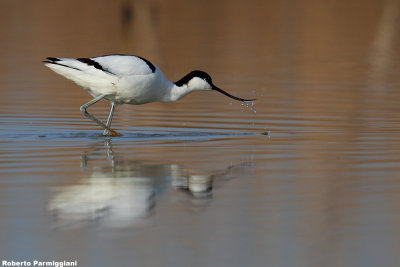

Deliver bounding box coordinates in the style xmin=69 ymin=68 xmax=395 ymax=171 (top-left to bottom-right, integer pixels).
xmin=212 ymin=86 xmax=256 ymax=102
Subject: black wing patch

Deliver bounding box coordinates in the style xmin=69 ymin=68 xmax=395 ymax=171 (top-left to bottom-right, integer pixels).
xmin=136 ymin=56 xmax=156 ymax=73
xmin=93 ymin=54 xmax=156 ymax=74
xmin=77 ymin=58 xmax=114 ymax=74
xmin=46 ymin=57 xmax=61 ymax=62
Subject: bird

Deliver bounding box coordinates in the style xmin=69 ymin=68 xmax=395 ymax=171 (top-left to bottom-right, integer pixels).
xmin=43 ymin=54 xmax=255 ymax=136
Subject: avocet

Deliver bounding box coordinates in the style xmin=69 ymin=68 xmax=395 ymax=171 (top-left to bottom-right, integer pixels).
xmin=44 ymin=55 xmax=255 ymax=136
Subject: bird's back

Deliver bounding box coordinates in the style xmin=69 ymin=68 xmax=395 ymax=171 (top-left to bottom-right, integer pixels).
xmin=93 ymin=55 xmax=156 ymax=76
xmin=43 ymin=55 xmax=162 ymax=101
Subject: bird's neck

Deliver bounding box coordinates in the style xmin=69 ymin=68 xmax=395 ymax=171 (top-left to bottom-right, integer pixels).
xmin=163 ymin=84 xmax=193 ymax=102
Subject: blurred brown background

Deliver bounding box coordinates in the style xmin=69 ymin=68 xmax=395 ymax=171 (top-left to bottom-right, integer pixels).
xmin=1 ymin=0 xmax=399 ymax=109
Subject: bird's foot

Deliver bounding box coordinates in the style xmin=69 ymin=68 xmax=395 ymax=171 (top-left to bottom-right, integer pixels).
xmin=103 ymin=129 xmax=122 ymax=137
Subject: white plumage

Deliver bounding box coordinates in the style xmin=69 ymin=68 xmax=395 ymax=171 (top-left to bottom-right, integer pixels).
xmin=44 ymin=54 xmax=254 ymax=136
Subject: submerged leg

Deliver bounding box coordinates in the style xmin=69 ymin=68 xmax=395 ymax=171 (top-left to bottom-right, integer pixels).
xmin=103 ymin=102 xmax=116 ymax=136
xmin=80 ymin=95 xmax=121 ymax=136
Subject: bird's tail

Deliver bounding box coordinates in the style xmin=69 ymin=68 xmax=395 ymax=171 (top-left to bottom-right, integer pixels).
xmin=43 ymin=57 xmax=117 ymax=92
xmin=43 ymin=57 xmax=83 ymax=71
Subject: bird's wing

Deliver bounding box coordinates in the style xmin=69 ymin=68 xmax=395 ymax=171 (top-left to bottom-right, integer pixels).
xmin=43 ymin=57 xmax=115 ymax=79
xmin=44 ymin=55 xmax=156 ymax=78
xmin=92 ymin=55 xmax=156 ymax=76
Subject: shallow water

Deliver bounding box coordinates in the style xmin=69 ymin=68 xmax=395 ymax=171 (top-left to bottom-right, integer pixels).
xmin=1 ymin=1 xmax=400 ymax=266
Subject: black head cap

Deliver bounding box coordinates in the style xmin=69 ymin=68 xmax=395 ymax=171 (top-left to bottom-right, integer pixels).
xmin=175 ymin=70 xmax=212 ymax=87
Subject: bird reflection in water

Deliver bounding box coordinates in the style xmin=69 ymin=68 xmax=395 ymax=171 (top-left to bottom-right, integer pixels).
xmin=48 ymin=140 xmax=245 ymax=228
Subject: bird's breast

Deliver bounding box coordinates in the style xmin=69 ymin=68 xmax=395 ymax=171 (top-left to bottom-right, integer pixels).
xmin=113 ymin=73 xmax=168 ymax=105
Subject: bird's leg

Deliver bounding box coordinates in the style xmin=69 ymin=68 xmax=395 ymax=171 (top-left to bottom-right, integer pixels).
xmin=104 ymin=139 xmax=116 ymax=170
xmin=80 ymin=95 xmax=122 ymax=137
xmin=103 ymin=102 xmax=116 ymax=136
